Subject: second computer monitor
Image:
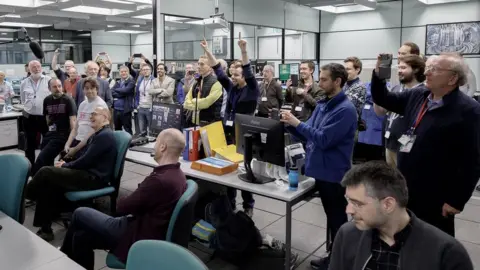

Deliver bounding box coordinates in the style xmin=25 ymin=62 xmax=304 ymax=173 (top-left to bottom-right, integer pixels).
xmin=150 ymin=102 xmax=183 ymax=137
xmin=235 ymin=114 xmax=285 ymax=167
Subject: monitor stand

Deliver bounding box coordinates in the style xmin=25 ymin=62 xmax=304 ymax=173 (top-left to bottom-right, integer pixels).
xmin=238 ymin=133 xmax=275 ymax=184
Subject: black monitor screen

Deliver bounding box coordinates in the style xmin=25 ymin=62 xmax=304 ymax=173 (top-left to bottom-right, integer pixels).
xmin=150 ymin=102 xmax=183 ymax=137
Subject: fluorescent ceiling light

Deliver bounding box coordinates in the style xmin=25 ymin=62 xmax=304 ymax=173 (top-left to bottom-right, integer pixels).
xmin=1 ymin=14 xmax=21 ymax=18
xmin=109 ymin=29 xmax=149 ymax=34
xmin=0 ymin=22 xmax=50 ymax=28
xmin=0 ymin=0 xmax=54 ymax=7
xmin=133 ymin=14 xmax=152 ymax=20
xmin=0 ymin=28 xmax=18 ymax=32
xmin=102 ymin=0 xmax=136 ymax=4
xmin=20 ymin=9 xmax=90 ymax=20
xmin=418 ymin=0 xmax=469 ymax=4
xmin=123 ymin=0 xmax=152 ymax=3
xmin=63 ymin=6 xmax=131 ymax=16
xmin=314 ymin=4 xmax=374 ymax=13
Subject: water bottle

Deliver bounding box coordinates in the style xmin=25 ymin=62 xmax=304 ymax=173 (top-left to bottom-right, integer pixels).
xmin=288 ymin=168 xmax=299 ymax=191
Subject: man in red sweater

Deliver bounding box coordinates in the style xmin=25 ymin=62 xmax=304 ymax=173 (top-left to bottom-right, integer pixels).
xmin=60 ymin=128 xmax=187 ymax=270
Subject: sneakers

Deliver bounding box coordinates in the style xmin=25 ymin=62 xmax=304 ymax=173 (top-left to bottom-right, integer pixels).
xmin=310 ymin=256 xmax=330 ymax=270
xmin=243 ymin=208 xmax=253 ymax=218
xmin=36 ymin=228 xmax=54 ymax=242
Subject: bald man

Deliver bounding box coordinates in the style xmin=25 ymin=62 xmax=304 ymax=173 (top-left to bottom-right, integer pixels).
xmin=26 ymin=106 xmax=117 ymax=242
xmin=371 ymin=53 xmax=480 ymax=236
xmin=20 ymin=60 xmax=52 ymax=167
xmin=61 ymin=128 xmax=187 ymax=269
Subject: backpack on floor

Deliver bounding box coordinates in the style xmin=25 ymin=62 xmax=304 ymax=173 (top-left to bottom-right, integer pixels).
xmin=206 ymin=195 xmax=263 ymax=264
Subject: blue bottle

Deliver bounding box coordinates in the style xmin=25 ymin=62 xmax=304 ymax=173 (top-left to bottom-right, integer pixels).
xmin=288 ymin=168 xmax=299 ymax=191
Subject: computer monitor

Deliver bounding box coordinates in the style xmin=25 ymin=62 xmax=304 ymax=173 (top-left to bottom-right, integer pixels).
xmin=235 ymin=114 xmax=285 ymax=184
xmin=149 ymin=102 xmax=183 ymax=137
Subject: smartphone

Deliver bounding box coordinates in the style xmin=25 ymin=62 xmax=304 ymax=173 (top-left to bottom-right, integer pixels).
xmin=133 ymin=53 xmax=142 ymax=58
xmin=187 ymin=70 xmax=195 ymax=76
xmin=290 ymin=74 xmax=299 ymax=87
xmin=378 ymin=54 xmax=393 ymax=80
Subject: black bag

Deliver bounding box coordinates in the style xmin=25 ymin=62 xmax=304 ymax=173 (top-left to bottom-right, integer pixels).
xmin=206 ymin=195 xmax=263 ymax=264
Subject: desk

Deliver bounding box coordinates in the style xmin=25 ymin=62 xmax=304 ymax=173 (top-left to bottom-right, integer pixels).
xmin=126 ymin=149 xmax=316 ymax=270
xmin=0 ymin=111 xmax=22 ymax=150
xmin=0 ymin=211 xmax=85 ymax=270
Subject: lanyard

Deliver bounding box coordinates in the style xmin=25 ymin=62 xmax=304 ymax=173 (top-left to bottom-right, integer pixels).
xmin=411 ymin=99 xmax=429 ymax=132
xmin=142 ymin=78 xmax=150 ymax=96
xmin=30 ymin=77 xmax=42 ymax=98
xmin=229 ymin=89 xmax=242 ymax=120
xmin=263 ymin=80 xmax=271 ymax=97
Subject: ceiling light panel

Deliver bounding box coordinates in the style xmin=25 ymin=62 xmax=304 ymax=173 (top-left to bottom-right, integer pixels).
xmin=63 ymin=6 xmax=132 ymax=16
xmin=418 ymin=0 xmax=470 ymax=4
xmin=108 ymin=29 xmax=149 ymax=34
xmin=0 ymin=0 xmax=54 ymax=7
xmin=0 ymin=22 xmax=50 ymax=27
xmin=133 ymin=14 xmax=152 ymax=20
xmin=19 ymin=9 xmax=90 ymax=20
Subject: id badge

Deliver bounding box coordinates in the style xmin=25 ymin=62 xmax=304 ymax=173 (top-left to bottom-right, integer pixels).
xmin=295 ymin=106 xmax=303 ymax=112
xmin=261 ymin=97 xmax=267 ymax=102
xmin=399 ymin=135 xmax=416 ymax=153
xmin=384 ymin=131 xmax=391 ymax=139
xmin=49 ymin=124 xmax=57 ymax=132
xmin=226 ymin=120 xmax=233 ymax=126
xmin=364 ymin=104 xmax=371 ymax=110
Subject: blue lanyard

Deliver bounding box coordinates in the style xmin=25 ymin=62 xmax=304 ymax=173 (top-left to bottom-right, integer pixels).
xmin=229 ymin=89 xmax=242 ymax=120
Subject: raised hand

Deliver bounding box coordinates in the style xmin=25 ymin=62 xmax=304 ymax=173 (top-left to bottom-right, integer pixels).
xmin=237 ymin=32 xmax=247 ymax=52
xmin=200 ymin=38 xmax=208 ymax=50
xmin=54 ymin=48 xmax=60 ymax=56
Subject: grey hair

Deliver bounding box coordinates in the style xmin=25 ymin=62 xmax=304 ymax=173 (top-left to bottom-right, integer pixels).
xmin=440 ymin=53 xmax=468 ymax=86
xmin=84 ymin=60 xmax=99 ymax=71
xmin=263 ymin=65 xmax=275 ymax=76
xmin=119 ymin=65 xmax=130 ymax=72
xmin=218 ymin=59 xmax=228 ymax=72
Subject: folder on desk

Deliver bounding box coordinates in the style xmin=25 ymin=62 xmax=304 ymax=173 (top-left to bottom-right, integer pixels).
xmin=191 ymin=157 xmax=238 ymax=176
xmin=199 ymin=121 xmax=227 ymax=157
xmin=212 ymin=145 xmax=243 ymax=163
xmin=182 ymin=127 xmax=201 ymax=161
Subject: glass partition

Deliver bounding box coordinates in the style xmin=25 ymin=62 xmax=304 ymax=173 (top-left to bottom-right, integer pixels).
xmin=285 ymin=29 xmax=317 ymax=61
xmin=164 ymin=15 xmax=206 ymax=62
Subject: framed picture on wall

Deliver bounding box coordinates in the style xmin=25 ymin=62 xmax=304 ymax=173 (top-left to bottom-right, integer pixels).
xmin=425 ymin=21 xmax=480 ymax=55
xmin=172 ymin=42 xmax=194 ymax=60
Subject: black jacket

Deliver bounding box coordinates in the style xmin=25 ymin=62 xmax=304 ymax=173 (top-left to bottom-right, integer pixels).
xmin=330 ymin=212 xmax=473 ymax=270
xmin=371 ymin=71 xmax=480 ymax=213
xmin=111 ymin=78 xmax=136 ymax=113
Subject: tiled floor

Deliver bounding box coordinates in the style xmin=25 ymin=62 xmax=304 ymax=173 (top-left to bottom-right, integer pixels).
xmin=4 ymin=149 xmax=480 ymax=269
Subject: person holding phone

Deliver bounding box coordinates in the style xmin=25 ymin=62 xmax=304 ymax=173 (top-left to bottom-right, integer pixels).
xmin=371 ymin=53 xmax=480 ymax=237
xmin=51 ymin=48 xmax=75 ymax=85
xmin=285 ymin=61 xmax=325 ymax=122
xmin=176 ymin=63 xmax=195 ymax=104
xmin=200 ymin=33 xmax=259 ymax=217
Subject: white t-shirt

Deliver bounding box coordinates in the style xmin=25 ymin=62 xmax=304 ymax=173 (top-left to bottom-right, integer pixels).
xmin=76 ymin=96 xmax=108 ymax=141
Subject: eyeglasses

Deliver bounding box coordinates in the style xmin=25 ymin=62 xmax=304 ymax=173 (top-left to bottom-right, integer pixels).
xmin=425 ymin=65 xmax=455 ymax=73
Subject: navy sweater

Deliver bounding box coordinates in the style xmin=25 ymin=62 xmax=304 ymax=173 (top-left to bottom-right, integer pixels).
xmin=287 ymin=91 xmax=357 ymax=182
xmin=62 ymin=126 xmax=117 ymax=182
xmin=371 ymin=71 xmax=480 ymax=212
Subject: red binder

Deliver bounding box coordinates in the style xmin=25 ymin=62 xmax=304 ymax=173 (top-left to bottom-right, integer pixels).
xmin=188 ymin=128 xmax=201 ymax=161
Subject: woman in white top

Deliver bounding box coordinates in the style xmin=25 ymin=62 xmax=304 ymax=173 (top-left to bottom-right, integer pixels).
xmin=64 ymin=77 xmax=108 ymax=158
xmin=0 ymin=71 xmax=15 ymax=105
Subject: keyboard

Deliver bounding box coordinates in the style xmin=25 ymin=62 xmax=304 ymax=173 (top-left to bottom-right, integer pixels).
xmin=130 ymin=146 xmax=154 ymax=154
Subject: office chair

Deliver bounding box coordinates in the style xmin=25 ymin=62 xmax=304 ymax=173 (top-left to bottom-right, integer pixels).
xmin=0 ymin=154 xmax=30 ymax=223
xmin=106 ymin=179 xmax=199 ymax=269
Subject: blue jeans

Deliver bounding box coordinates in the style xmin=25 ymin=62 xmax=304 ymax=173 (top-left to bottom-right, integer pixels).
xmin=137 ymin=107 xmax=151 ymax=136
xmin=60 ymin=207 xmax=129 ymax=270
xmin=227 ymin=188 xmax=255 ymax=210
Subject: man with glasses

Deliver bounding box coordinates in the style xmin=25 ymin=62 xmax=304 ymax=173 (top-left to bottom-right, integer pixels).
xmin=26 ymin=106 xmax=117 ymax=242
xmin=330 ymin=161 xmax=473 ymax=270
xmin=52 ymin=48 xmax=76 ymax=85
xmin=371 ymin=53 xmax=480 ymax=236
xmin=132 ymin=64 xmax=155 ymax=135
xmin=74 ymin=61 xmax=112 ymax=108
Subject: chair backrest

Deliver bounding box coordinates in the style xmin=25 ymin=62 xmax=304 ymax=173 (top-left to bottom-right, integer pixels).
xmin=0 ymin=154 xmax=30 ymax=222
xmin=166 ymin=179 xmax=199 ymax=247
xmin=126 ymin=240 xmax=208 ymax=270
xmin=112 ymin=131 xmax=132 ymax=189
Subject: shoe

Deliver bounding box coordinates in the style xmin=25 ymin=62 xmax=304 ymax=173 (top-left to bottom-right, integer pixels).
xmin=310 ymin=256 xmax=330 ymax=270
xmin=243 ymin=208 xmax=253 ymax=218
xmin=36 ymin=228 xmax=54 ymax=242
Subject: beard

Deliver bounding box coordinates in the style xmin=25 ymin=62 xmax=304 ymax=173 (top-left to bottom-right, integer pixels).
xmin=30 ymin=72 xmax=41 ymax=80
xmin=399 ymin=73 xmax=414 ymax=84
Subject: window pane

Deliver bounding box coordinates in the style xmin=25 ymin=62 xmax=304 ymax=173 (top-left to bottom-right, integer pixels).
xmin=164 ymin=15 xmax=205 ymax=60
xmin=285 ymin=30 xmax=317 ymax=60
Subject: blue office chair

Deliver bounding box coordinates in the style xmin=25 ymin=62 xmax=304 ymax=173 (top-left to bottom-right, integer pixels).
xmin=64 ymin=131 xmax=132 ymax=214
xmin=126 ymin=240 xmax=208 ymax=270
xmin=0 ymin=154 xmax=30 ymax=223
xmin=106 ymin=179 xmax=199 ymax=269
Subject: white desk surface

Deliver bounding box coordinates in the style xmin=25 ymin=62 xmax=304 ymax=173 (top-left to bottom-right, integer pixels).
xmin=0 ymin=111 xmax=22 ymax=120
xmin=0 ymin=211 xmax=85 ymax=270
xmin=126 ymin=148 xmax=316 ymax=203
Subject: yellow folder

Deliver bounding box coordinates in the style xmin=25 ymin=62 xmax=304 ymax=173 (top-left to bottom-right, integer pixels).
xmin=199 ymin=121 xmax=227 ymax=157
xmin=212 ymin=145 xmax=244 ymax=163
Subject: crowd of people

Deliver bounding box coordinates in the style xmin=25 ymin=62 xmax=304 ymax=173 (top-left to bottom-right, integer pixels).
xmin=8 ymin=35 xmax=480 ymax=269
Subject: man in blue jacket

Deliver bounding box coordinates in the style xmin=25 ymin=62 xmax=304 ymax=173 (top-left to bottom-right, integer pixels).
xmin=281 ymin=63 xmax=357 ymax=270
xmin=26 ymin=107 xmax=117 ymax=242
xmin=111 ymin=65 xmax=135 ymax=135
xmin=75 ymin=61 xmax=112 ymax=108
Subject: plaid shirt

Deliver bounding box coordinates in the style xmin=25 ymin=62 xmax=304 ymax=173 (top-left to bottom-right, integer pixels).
xmin=365 ymin=221 xmax=412 ymax=270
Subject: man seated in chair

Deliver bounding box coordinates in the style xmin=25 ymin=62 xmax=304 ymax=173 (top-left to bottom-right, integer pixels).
xmin=26 ymin=107 xmax=117 ymax=241
xmin=60 ymin=128 xmax=187 ymax=270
